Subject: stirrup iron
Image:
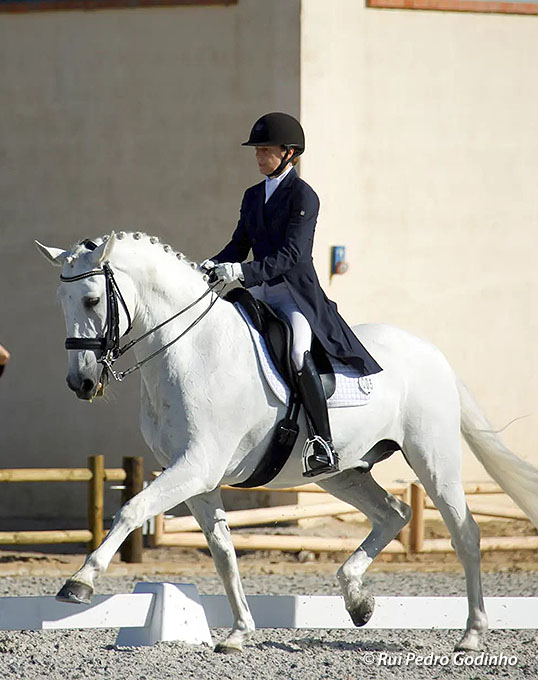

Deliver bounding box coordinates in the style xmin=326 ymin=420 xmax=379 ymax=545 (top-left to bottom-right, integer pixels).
xmin=302 ymin=436 xmax=339 ymax=477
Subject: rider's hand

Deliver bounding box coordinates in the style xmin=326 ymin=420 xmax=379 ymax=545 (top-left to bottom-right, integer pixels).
xmin=0 ymin=344 xmax=9 ymax=378
xmin=199 ymin=259 xmax=216 ymax=273
xmin=213 ymin=263 xmax=244 ymax=284
xmin=0 ymin=344 xmax=10 ymax=366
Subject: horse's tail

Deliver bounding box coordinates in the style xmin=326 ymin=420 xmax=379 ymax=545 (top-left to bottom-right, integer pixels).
xmin=457 ymin=379 xmax=538 ymax=527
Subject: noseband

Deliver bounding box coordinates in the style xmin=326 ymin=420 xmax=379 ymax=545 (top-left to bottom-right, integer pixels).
xmin=60 ymin=245 xmax=222 ymax=382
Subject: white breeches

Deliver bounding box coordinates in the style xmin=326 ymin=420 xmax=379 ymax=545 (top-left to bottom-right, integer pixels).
xmin=251 ymin=282 xmax=312 ymax=371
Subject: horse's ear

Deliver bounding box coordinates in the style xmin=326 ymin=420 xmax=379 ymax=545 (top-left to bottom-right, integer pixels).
xmin=91 ymin=231 xmax=117 ymax=265
xmin=34 ymin=240 xmax=68 ymax=267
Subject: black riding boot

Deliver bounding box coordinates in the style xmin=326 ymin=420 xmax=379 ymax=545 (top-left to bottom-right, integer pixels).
xmin=297 ymin=351 xmax=339 ymax=477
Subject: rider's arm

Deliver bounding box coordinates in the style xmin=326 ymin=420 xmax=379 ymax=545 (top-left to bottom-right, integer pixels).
xmin=211 ymin=193 xmax=252 ymax=264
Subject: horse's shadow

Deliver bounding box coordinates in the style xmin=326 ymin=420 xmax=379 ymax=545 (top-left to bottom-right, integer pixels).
xmin=255 ymin=636 xmax=404 ymax=654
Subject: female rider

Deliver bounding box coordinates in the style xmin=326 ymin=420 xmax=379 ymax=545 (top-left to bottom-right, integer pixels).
xmin=202 ymin=113 xmax=382 ymax=477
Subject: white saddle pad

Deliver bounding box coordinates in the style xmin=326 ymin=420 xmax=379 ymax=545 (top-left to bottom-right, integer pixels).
xmin=236 ymin=305 xmax=373 ymax=408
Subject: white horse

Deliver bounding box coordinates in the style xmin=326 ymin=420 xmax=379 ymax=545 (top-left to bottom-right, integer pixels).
xmin=36 ymin=231 xmax=538 ymax=654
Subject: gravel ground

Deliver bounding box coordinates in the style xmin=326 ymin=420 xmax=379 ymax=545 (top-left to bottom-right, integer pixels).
xmin=0 ymin=570 xmax=537 ymax=680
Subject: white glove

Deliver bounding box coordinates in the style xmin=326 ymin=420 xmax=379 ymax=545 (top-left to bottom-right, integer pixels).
xmin=199 ymin=259 xmax=216 ymax=273
xmin=213 ymin=262 xmax=244 ymax=284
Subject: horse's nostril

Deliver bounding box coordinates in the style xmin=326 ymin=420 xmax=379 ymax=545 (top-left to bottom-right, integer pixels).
xmin=82 ymin=378 xmax=94 ymax=393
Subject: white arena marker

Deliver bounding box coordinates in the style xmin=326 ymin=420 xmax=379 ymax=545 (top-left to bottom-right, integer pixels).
xmin=200 ymin=595 xmax=538 ymax=630
xmin=116 ymin=583 xmax=212 ymax=647
xmin=0 ymin=583 xmax=212 ymax=648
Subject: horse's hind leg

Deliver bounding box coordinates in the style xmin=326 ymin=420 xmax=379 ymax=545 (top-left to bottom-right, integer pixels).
xmin=412 ymin=463 xmax=487 ymax=651
xmin=318 ymin=469 xmax=412 ymax=626
xmin=402 ymin=369 xmax=488 ymax=650
xmin=186 ymin=489 xmax=255 ymax=654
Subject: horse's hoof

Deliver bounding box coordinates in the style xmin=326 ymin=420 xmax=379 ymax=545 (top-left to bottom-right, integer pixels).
xmin=56 ymin=580 xmax=94 ymax=604
xmin=348 ymin=592 xmax=375 ymax=627
xmin=214 ymin=642 xmax=243 ymax=654
xmin=454 ymin=631 xmax=482 ymax=652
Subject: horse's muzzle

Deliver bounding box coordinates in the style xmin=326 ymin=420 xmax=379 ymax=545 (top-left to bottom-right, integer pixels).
xmin=66 ymin=375 xmax=97 ymax=400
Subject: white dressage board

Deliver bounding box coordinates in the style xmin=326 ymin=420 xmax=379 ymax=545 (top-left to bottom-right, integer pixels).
xmin=0 ymin=584 xmax=536 ymax=647
xmin=202 ymin=594 xmax=538 ymax=630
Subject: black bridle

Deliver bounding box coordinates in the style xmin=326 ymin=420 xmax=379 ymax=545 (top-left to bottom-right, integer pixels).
xmin=62 ymin=262 xmax=132 ymax=358
xmin=61 ymin=255 xmax=222 ymax=382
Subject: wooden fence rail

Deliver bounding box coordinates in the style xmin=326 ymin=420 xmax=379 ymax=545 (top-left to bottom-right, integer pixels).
xmin=153 ymin=479 xmax=537 ymax=555
xmin=408 ymin=481 xmax=536 ymax=554
xmin=4 ymin=465 xmax=531 ymax=562
xmin=0 ymin=456 xmax=144 ymax=562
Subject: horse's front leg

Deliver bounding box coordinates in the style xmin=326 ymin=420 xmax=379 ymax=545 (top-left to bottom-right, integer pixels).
xmin=56 ymin=457 xmax=218 ymax=604
xmin=186 ymin=489 xmax=255 ymax=653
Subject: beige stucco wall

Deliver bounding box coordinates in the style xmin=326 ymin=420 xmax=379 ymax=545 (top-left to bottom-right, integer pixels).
xmin=1 ymin=0 xmax=536 ymax=523
xmin=300 ymin=2 xmax=538 ymax=485
xmin=0 ymin=0 xmax=300 ymax=520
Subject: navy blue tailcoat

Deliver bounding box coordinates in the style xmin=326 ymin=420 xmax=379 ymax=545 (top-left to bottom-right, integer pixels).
xmin=212 ymin=168 xmax=382 ymax=376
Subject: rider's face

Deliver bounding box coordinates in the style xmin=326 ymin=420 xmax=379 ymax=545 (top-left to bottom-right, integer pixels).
xmin=255 ymin=146 xmax=292 ymax=176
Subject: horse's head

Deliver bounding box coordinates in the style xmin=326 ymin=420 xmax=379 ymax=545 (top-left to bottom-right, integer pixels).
xmin=35 ymin=232 xmax=135 ymax=400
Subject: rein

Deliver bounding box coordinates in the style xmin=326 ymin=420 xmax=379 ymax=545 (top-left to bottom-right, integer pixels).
xmin=61 ymin=260 xmax=223 ymax=382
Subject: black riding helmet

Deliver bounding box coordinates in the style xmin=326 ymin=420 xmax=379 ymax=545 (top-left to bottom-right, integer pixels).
xmin=242 ymin=112 xmax=305 ymax=177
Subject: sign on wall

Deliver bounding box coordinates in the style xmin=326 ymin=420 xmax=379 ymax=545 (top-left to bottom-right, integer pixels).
xmin=367 ymin=0 xmax=538 ymax=14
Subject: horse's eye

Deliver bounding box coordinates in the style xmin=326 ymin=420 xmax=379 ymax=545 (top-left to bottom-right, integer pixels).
xmin=84 ymin=297 xmax=100 ymax=309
